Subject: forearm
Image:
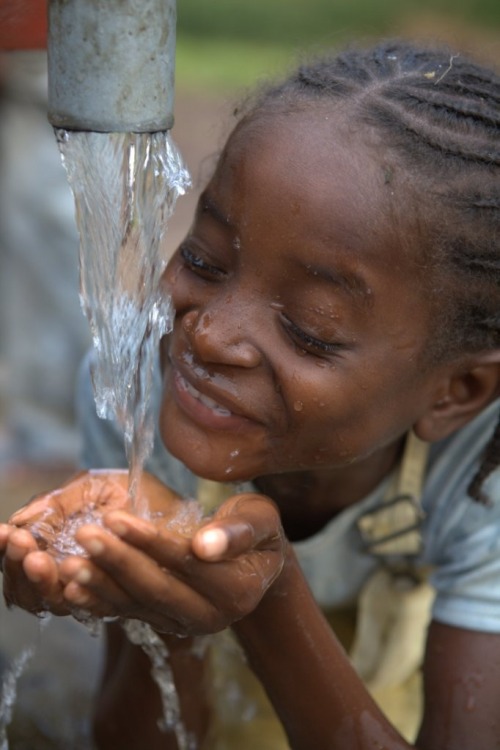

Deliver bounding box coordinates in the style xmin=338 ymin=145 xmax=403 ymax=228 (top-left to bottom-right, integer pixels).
xmin=233 ymin=547 xmax=414 ymax=750
xmin=93 ymin=623 xmax=210 ymax=750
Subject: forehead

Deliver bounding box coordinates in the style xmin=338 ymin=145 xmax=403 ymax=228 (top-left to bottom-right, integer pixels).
xmin=213 ymin=107 xmax=410 ymax=266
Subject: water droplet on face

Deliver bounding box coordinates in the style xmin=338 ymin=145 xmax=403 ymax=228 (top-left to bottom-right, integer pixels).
xmin=230 ymin=449 xmax=239 ymax=458
xmin=293 ymin=400 xmax=304 ymax=412
xmin=233 ymin=236 xmax=241 ymax=251
xmin=269 ymin=301 xmax=284 ymax=311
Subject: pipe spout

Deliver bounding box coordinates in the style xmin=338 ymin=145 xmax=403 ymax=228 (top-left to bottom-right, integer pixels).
xmin=47 ymin=0 xmax=176 ymax=133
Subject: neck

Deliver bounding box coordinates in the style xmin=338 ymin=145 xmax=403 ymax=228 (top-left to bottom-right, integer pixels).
xmin=255 ymin=438 xmax=405 ymax=541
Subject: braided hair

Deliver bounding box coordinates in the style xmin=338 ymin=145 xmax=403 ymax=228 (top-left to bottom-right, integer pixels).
xmin=238 ymin=40 xmax=500 ymax=502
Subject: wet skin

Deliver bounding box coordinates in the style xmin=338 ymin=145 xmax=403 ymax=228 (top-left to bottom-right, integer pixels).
xmin=159 ymin=108 xmax=451 ymax=527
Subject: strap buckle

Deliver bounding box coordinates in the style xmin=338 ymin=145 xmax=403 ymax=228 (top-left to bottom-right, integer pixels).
xmin=357 ymin=493 xmax=425 ymax=558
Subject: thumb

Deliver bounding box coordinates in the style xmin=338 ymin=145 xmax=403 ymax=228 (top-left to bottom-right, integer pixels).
xmin=192 ymin=519 xmax=255 ymax=562
xmin=192 ymin=492 xmax=282 ymax=562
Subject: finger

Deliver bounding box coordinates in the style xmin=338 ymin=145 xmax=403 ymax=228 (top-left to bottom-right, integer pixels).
xmin=73 ymin=524 xmax=223 ymax=632
xmin=0 ymin=523 xmax=12 ymax=555
xmin=3 ymin=547 xmax=67 ymax=615
xmin=193 ymin=494 xmax=282 ymax=561
xmin=60 ymin=556 xmax=130 ymax=613
xmin=105 ymin=508 xmax=280 ymax=615
xmin=103 ymin=511 xmax=194 ymax=569
xmin=23 ymin=550 xmax=59 ymax=586
xmin=6 ymin=528 xmax=38 ymax=561
xmin=22 ymin=551 xmax=68 ymax=614
xmin=9 ymin=497 xmax=55 ymax=526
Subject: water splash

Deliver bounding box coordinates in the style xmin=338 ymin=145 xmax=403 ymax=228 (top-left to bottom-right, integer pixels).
xmin=123 ymin=620 xmax=197 ymax=750
xmin=0 ymin=647 xmax=35 ymax=749
xmin=57 ymin=129 xmax=190 ymax=511
xmin=0 ymin=616 xmax=52 ymax=749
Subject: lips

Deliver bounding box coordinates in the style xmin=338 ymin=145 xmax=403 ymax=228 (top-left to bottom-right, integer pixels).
xmin=176 ymin=372 xmax=233 ymax=417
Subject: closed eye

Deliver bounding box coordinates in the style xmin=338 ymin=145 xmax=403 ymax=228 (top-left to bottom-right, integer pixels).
xmin=180 ymin=243 xmax=226 ymax=280
xmin=283 ymin=315 xmax=348 ymax=357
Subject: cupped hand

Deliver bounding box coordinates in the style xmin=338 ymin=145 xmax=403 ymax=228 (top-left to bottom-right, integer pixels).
xmin=58 ymin=492 xmax=287 ymax=636
xmin=0 ymin=469 xmax=186 ymax=616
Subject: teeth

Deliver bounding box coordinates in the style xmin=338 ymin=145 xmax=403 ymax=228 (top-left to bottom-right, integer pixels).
xmin=183 ymin=377 xmax=232 ymax=416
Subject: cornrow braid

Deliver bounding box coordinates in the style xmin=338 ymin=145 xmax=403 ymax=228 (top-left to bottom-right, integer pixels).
xmin=243 ymin=40 xmax=500 ymax=502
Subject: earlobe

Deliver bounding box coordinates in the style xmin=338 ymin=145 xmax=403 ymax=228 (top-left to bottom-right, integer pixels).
xmin=414 ymin=356 xmax=500 ymax=443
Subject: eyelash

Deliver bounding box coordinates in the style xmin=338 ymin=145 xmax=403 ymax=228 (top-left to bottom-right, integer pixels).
xmin=180 ymin=244 xmax=226 ymax=280
xmin=283 ymin=316 xmax=345 ymax=356
xmin=180 ymin=244 xmax=344 ymax=357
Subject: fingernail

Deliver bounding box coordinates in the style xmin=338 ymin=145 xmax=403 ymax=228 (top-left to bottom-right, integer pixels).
xmin=75 ymin=567 xmax=92 ymax=584
xmin=105 ymin=518 xmax=127 ymax=537
xmin=66 ymin=583 xmax=89 ymax=606
xmin=81 ymin=538 xmax=104 ymax=556
xmin=199 ymin=528 xmax=227 ymax=559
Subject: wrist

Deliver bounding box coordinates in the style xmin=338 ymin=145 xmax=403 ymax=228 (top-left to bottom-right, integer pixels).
xmin=233 ymin=542 xmax=306 ymax=637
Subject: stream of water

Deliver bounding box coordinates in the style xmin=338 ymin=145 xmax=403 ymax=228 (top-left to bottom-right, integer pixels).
xmin=57 ymin=128 xmax=190 ymax=510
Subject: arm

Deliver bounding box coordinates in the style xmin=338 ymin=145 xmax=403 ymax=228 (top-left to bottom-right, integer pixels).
xmin=417 ymin=620 xmax=500 ymax=750
xmin=233 ymin=546 xmax=500 ymax=750
xmin=234 ymin=546 xmax=411 ymax=750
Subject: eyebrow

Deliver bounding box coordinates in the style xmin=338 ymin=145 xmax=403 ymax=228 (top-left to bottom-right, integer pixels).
xmin=299 ymin=261 xmax=373 ymax=306
xmin=199 ymin=192 xmax=233 ymax=228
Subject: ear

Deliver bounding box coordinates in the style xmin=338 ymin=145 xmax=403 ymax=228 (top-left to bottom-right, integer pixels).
xmin=414 ymin=352 xmax=500 ymax=443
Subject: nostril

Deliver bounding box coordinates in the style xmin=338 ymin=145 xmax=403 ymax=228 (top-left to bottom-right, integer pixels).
xmin=201 ymin=313 xmax=212 ymax=330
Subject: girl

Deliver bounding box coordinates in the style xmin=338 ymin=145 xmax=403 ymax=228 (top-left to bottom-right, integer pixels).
xmin=2 ymin=39 xmax=500 ymax=750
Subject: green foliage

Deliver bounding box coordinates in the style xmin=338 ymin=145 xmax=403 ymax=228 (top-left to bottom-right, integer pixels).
xmin=176 ymin=36 xmax=294 ymax=92
xmin=175 ymin=0 xmax=500 ymax=92
xmin=177 ymin=0 xmax=500 ymax=46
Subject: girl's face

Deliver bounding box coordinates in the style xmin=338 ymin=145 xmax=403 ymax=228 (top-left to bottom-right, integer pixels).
xmin=159 ymin=109 xmax=443 ymax=483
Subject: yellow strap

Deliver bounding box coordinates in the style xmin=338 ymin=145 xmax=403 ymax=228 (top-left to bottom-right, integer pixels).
xmin=357 ymin=432 xmax=430 ymax=558
xmin=197 ymin=478 xmax=235 ymax=515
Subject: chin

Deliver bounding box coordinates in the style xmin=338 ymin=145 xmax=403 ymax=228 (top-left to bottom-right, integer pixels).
xmin=159 ymin=429 xmax=260 ymax=485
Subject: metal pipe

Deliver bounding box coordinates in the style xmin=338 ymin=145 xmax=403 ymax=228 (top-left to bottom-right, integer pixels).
xmin=47 ymin=0 xmax=175 ymax=132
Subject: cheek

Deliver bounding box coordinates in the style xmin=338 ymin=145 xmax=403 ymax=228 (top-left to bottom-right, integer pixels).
xmin=281 ymin=365 xmax=403 ymax=461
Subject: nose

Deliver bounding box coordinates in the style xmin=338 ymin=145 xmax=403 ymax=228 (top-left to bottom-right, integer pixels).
xmin=182 ymin=306 xmax=262 ymax=369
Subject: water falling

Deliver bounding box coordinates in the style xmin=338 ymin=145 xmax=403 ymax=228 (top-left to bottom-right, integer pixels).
xmin=0 ymin=615 xmax=53 ymax=749
xmin=0 ymin=646 xmax=36 ymax=750
xmin=123 ymin=620 xmax=197 ymax=750
xmin=57 ymin=129 xmax=191 ymax=510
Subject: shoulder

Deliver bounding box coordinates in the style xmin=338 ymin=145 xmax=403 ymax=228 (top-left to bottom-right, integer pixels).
xmin=421 ymin=400 xmax=500 ymax=631
xmin=422 ymin=398 xmax=500 ymax=531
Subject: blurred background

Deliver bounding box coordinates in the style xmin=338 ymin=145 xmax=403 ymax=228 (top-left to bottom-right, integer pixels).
xmin=1 ymin=0 xmax=499 ymax=513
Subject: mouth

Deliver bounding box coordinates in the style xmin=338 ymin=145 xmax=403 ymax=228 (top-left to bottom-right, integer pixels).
xmin=169 ymin=366 xmax=263 ymax=433
xmin=177 ymin=371 xmax=233 ymax=417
